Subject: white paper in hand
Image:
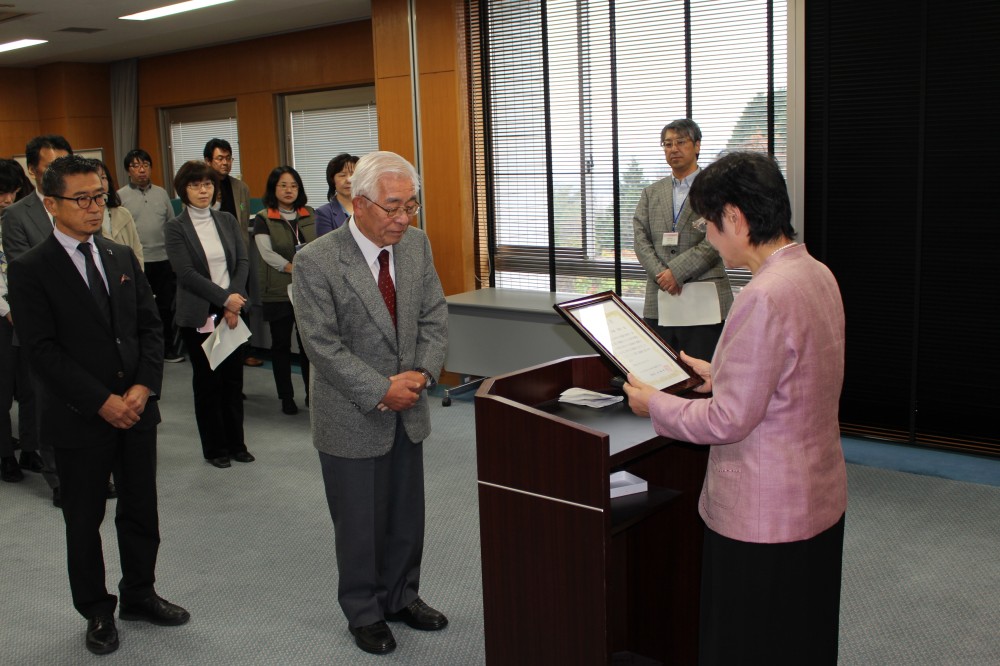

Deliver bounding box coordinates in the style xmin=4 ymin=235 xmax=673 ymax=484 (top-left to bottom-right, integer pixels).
xmin=201 ymin=316 xmax=252 ymax=370
xmin=657 ymin=281 xmax=721 ymax=327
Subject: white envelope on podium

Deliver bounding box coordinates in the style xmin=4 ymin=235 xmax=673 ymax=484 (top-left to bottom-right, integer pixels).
xmin=657 ymin=282 xmax=722 ymax=327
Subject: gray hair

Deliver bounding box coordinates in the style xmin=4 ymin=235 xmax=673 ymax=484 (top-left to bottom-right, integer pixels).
xmin=660 ymin=118 xmax=702 ymax=144
xmin=350 ymin=151 xmax=420 ymax=201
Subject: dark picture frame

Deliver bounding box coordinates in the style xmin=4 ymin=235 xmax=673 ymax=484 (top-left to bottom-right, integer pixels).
xmin=554 ymin=291 xmax=703 ymax=395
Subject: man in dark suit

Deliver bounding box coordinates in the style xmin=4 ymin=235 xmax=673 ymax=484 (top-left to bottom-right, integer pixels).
xmin=8 ymin=156 xmax=189 ymax=656
xmin=293 ymin=151 xmax=449 ymax=656
xmin=1 ymin=135 xmax=73 ymax=500
xmin=632 ymin=119 xmax=732 ymax=361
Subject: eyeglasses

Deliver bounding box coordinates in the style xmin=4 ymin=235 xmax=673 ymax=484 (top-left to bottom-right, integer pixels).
xmin=51 ymin=193 xmax=109 ymax=209
xmin=128 ymin=162 xmax=152 ymax=171
xmin=660 ymin=138 xmax=691 ymax=149
xmin=187 ymin=181 xmax=215 ymax=191
xmin=362 ymin=195 xmax=421 ymax=218
xmin=212 ymin=155 xmax=234 ymax=164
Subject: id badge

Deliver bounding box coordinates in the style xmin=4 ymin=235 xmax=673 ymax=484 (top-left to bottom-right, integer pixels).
xmin=662 ymin=232 xmax=680 ymax=246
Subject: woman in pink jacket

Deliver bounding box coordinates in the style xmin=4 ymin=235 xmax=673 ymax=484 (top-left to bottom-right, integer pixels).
xmin=625 ymin=151 xmax=847 ymax=666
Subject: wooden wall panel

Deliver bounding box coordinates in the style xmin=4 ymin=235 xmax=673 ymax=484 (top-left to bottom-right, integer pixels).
xmin=371 ymin=0 xmax=475 ymax=297
xmin=235 ymin=92 xmax=280 ymax=199
xmin=372 ymin=0 xmax=412 ymax=78
xmin=416 ymin=0 xmax=460 ymax=74
xmin=0 ymin=64 xmax=113 ymax=165
xmin=136 ymin=22 xmax=375 ymax=196
xmin=374 ymin=76 xmax=416 ymax=161
xmin=419 ymin=71 xmax=474 ymax=293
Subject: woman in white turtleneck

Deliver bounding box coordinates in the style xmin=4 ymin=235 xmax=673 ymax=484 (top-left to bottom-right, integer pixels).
xmin=164 ymin=160 xmax=254 ymax=469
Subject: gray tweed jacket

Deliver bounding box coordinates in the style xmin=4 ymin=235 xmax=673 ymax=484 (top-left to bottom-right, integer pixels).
xmin=632 ymin=175 xmax=733 ymax=321
xmin=292 ymin=223 xmax=448 ymax=458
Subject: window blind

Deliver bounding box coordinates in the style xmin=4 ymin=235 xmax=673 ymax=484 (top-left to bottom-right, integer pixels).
xmin=288 ymin=103 xmax=379 ymax=206
xmin=466 ymin=0 xmax=786 ymax=295
xmin=168 ymin=114 xmax=241 ymax=182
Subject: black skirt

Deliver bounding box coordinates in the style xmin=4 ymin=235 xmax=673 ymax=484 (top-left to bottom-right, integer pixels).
xmin=698 ymin=514 xmax=846 ymax=666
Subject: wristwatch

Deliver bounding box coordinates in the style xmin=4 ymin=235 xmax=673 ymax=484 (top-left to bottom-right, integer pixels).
xmin=415 ymin=367 xmax=436 ymax=388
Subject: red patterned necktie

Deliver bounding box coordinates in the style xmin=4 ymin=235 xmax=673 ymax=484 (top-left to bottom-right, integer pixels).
xmin=377 ymin=249 xmax=396 ymax=327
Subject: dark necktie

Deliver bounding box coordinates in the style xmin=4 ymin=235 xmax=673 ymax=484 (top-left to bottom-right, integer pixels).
xmin=377 ymin=249 xmax=396 ymax=328
xmin=78 ymin=242 xmax=111 ymax=324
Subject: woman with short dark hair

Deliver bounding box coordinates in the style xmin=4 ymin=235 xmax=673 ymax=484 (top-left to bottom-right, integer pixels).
xmin=625 ymin=151 xmax=847 ymax=665
xmin=165 ymin=161 xmax=253 ymax=468
xmin=315 ymin=153 xmax=359 ymax=236
xmin=254 ymin=166 xmax=316 ymax=414
xmin=91 ymin=159 xmax=144 ymax=268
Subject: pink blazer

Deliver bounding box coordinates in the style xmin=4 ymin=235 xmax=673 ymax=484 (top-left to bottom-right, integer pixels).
xmin=648 ymin=244 xmax=847 ymax=543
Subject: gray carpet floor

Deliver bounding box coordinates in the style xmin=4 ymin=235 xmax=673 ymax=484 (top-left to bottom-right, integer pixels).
xmin=2 ymin=361 xmax=998 ymax=664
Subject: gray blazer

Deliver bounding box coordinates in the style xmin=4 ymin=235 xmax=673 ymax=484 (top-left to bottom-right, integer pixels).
xmin=632 ymin=175 xmax=733 ymax=321
xmin=0 ymin=193 xmax=52 ymax=264
xmin=292 ymin=223 xmax=448 ymax=459
xmin=164 ymin=208 xmax=249 ymax=328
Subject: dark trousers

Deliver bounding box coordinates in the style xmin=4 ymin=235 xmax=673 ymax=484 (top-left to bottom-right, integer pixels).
xmin=179 ymin=326 xmax=246 ymax=459
xmin=54 ymin=428 xmax=160 ymax=619
xmin=319 ymin=422 xmax=425 ymax=628
xmin=144 ymin=261 xmax=178 ymax=354
xmin=13 ymin=342 xmax=58 ymax=488
xmin=698 ymin=513 xmax=846 ymax=666
xmin=268 ymin=313 xmax=309 ymax=400
xmin=645 ymin=318 xmax=724 ymax=363
xmin=0 ymin=316 xmax=17 ymax=457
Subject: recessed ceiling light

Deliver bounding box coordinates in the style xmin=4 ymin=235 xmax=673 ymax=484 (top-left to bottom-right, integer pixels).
xmin=120 ymin=0 xmax=236 ymax=22
xmin=0 ymin=39 xmax=46 ymax=53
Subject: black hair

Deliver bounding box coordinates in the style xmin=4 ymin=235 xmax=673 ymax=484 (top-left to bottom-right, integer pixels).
xmin=173 ymin=160 xmax=219 ymax=206
xmin=90 ymin=159 xmax=122 ymax=208
xmin=262 ymin=166 xmax=307 ymax=210
xmin=0 ymin=158 xmax=34 ymax=200
xmin=325 ymin=153 xmax=359 ymax=200
xmin=688 ymin=151 xmax=795 ymax=247
xmin=123 ymin=148 xmax=153 ymax=171
xmin=203 ymin=138 xmax=233 ymax=161
xmin=660 ymin=119 xmax=702 ymax=145
xmin=41 ymin=155 xmax=99 ymax=198
xmin=25 ymin=134 xmax=73 ymax=168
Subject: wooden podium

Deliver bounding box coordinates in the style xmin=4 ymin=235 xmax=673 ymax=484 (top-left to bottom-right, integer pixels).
xmin=475 ymin=355 xmax=708 ymax=666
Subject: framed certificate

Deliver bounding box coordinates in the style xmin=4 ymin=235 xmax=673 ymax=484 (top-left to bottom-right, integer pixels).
xmin=554 ymin=291 xmax=703 ymax=394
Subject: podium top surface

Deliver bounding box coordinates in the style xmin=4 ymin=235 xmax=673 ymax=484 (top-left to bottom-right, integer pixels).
xmin=535 ymin=400 xmax=659 ymax=457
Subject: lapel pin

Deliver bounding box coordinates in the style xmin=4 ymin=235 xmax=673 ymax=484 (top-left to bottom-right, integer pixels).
xmin=120 ymin=274 xmax=131 ymax=285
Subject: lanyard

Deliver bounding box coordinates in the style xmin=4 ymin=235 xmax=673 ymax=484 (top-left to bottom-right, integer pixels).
xmin=280 ymin=213 xmax=301 ymax=244
xmin=672 ymin=195 xmax=688 ymax=232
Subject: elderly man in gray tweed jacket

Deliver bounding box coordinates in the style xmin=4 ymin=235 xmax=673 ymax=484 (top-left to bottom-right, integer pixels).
xmin=292 ymin=151 xmax=448 ymax=657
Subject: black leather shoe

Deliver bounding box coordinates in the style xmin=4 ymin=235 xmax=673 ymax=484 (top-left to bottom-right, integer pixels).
xmin=52 ymin=487 xmax=62 ymax=508
xmin=350 ymin=621 xmax=396 ymax=654
xmin=208 ymin=456 xmax=231 ymax=468
xmin=231 ymin=451 xmax=255 ymax=463
xmin=18 ymin=450 xmax=44 ymax=472
xmin=281 ymin=398 xmax=299 ymax=415
xmin=119 ymin=595 xmax=190 ymax=626
xmin=386 ymin=598 xmax=448 ymax=631
xmin=107 ymin=481 xmax=117 ymax=499
xmin=86 ymin=615 xmax=119 ymax=655
xmin=1 ymin=456 xmax=24 ymax=482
